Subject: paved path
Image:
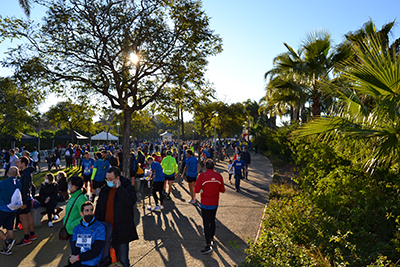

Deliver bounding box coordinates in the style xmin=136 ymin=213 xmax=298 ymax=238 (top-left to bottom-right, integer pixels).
xmin=0 ymin=152 xmax=273 ymax=266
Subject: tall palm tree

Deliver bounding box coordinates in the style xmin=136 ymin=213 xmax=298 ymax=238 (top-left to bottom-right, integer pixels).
xmin=296 ymin=34 xmax=400 ymax=171
xmin=18 ymin=0 xmax=31 ymax=17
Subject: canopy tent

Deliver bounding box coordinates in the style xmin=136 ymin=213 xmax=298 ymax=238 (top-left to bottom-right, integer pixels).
xmin=91 ymin=131 xmax=118 ymax=141
xmin=54 ymin=131 xmax=89 ymax=140
xmin=13 ymin=133 xmax=38 ymax=142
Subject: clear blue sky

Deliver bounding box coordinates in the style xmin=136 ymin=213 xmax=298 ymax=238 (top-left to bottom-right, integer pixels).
xmin=1 ymin=0 xmax=399 ymax=116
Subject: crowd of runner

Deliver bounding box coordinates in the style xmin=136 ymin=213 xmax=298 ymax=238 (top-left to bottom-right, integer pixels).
xmin=0 ymin=137 xmax=253 ymax=265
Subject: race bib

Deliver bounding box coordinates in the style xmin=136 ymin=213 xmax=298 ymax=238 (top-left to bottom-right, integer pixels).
xmin=84 ymin=167 xmax=91 ymax=175
xmin=76 ymin=234 xmax=92 ymax=253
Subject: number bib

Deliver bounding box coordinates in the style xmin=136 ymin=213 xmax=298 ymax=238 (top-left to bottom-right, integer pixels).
xmin=76 ymin=234 xmax=92 ymax=253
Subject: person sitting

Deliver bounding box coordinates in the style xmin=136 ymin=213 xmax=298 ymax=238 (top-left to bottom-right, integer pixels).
xmin=68 ymin=201 xmax=106 ymax=267
xmin=38 ymin=173 xmax=59 ymax=227
xmin=57 ymin=171 xmax=69 ymax=201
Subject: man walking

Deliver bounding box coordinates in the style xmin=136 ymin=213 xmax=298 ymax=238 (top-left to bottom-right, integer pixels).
xmin=0 ymin=167 xmax=21 ymax=255
xmin=195 ymin=159 xmax=225 ymax=254
xmin=229 ymin=154 xmax=247 ymax=192
xmin=147 ymin=157 xmax=165 ymax=211
xmin=90 ymin=151 xmax=110 ymax=202
xmin=241 ymin=146 xmax=251 ymax=180
xmin=81 ymin=152 xmax=94 ymax=193
xmin=181 ymin=149 xmax=200 ymax=204
xmin=161 ymin=151 xmax=178 ymax=200
xmin=95 ymin=167 xmax=138 ymax=267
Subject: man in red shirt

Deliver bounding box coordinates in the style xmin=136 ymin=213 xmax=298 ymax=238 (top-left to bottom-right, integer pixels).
xmin=195 ymin=159 xmax=225 ymax=254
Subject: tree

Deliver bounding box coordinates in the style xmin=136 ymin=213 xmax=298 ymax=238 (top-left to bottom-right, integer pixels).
xmin=46 ymin=100 xmax=95 ymax=143
xmin=0 ymin=77 xmax=42 ymax=139
xmin=1 ymin=0 xmax=222 ymax=176
xmin=18 ymin=0 xmax=31 ymax=17
xmin=295 ymin=34 xmax=400 ymax=172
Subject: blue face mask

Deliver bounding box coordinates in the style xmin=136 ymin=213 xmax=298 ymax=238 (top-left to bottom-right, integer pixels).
xmin=106 ymin=181 xmax=115 ymax=188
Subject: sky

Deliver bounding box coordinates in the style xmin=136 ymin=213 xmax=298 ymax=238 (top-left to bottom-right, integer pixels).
xmin=1 ymin=0 xmax=400 ymax=121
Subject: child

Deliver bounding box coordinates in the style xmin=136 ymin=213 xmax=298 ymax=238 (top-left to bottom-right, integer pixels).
xmin=227 ymin=160 xmax=234 ymax=184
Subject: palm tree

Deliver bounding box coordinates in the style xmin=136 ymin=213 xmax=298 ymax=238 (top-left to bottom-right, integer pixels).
xmin=18 ymin=0 xmax=31 ymax=17
xmin=295 ymin=34 xmax=400 ymax=171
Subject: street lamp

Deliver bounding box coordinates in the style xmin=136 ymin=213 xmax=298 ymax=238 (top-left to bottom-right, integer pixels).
xmin=192 ymin=129 xmax=195 ymax=140
xmin=38 ymin=113 xmax=41 ymax=153
xmin=116 ymin=122 xmax=120 ymax=147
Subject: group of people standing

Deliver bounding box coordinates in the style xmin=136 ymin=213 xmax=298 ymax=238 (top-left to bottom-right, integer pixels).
xmin=0 ymin=137 xmax=253 ymax=264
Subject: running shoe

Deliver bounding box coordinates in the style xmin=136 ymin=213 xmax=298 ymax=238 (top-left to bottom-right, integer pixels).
xmin=160 ymin=205 xmax=164 ymax=210
xmin=15 ymin=238 xmax=31 ymax=247
xmin=29 ymin=234 xmax=37 ymax=241
xmin=0 ymin=239 xmax=15 ymax=255
xmin=201 ymin=245 xmax=213 ymax=254
xmin=188 ymin=199 xmax=196 ymax=204
xmin=210 ymin=240 xmax=214 ymax=246
xmin=48 ymin=221 xmax=53 ymax=228
xmin=152 ymin=206 xmax=161 ymax=211
xmin=53 ymin=215 xmax=59 ymax=220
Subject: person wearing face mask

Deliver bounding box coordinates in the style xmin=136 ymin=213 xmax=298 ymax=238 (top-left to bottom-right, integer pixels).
xmin=63 ymin=176 xmax=88 ymax=253
xmin=39 ymin=173 xmax=59 ymax=227
xmin=228 ymin=153 xmax=247 ymax=192
xmin=95 ymin=167 xmax=138 ymax=267
xmin=68 ymin=201 xmax=106 ymax=267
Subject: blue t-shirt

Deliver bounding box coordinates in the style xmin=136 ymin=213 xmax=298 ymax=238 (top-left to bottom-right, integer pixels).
xmin=232 ymin=159 xmax=246 ymax=175
xmin=82 ymin=158 xmax=95 ymax=176
xmin=151 ymin=161 xmax=165 ymax=182
xmin=93 ymin=159 xmax=110 ymax=181
xmin=73 ymin=220 xmax=106 ymax=266
xmin=202 ymin=150 xmax=211 ymax=158
xmin=186 ymin=156 xmax=199 ymax=178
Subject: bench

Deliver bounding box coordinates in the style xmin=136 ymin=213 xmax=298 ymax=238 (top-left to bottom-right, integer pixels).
xmin=30 ymin=207 xmax=48 ymax=227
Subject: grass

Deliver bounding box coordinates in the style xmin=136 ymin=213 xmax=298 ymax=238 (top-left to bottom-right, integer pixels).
xmin=1 ymin=166 xmax=83 ymax=187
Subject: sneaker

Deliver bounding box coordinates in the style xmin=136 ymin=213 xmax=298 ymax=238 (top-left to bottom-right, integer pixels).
xmin=29 ymin=234 xmax=37 ymax=241
xmin=0 ymin=239 xmax=15 ymax=255
xmin=210 ymin=240 xmax=214 ymax=246
xmin=152 ymin=206 xmax=161 ymax=211
xmin=201 ymin=245 xmax=213 ymax=254
xmin=16 ymin=238 xmax=31 ymax=247
xmin=17 ymin=223 xmax=23 ymax=230
xmin=53 ymin=215 xmax=59 ymax=220
xmin=146 ymin=205 xmax=152 ymax=211
xmin=48 ymin=221 xmax=53 ymax=228
xmin=159 ymin=205 xmax=164 ymax=210
xmin=188 ymin=199 xmax=196 ymax=204
xmin=229 ymin=180 xmax=232 ymax=184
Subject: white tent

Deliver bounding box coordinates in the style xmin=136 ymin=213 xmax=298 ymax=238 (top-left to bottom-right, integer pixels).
xmin=91 ymin=131 xmax=118 ymax=141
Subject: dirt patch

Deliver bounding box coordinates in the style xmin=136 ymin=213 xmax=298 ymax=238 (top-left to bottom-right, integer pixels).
xmin=273 ymin=164 xmax=299 ymax=185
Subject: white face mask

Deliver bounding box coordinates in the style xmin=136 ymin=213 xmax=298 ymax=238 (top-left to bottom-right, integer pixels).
xmin=45 ymin=179 xmax=49 ymax=184
xmin=68 ymin=184 xmax=72 ymax=192
xmin=237 ymin=156 xmax=241 ymax=160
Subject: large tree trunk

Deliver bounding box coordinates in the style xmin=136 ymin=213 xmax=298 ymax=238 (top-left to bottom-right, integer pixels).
xmin=122 ymin=109 xmax=132 ymax=178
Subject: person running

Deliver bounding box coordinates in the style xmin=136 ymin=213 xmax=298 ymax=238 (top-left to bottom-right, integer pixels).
xmin=161 ymin=151 xmax=178 ymax=200
xmin=147 ymin=157 xmax=165 ymax=211
xmin=195 ymin=159 xmax=225 ymax=254
xmin=0 ymin=167 xmax=21 ymax=255
xmin=81 ymin=152 xmax=95 ymax=193
xmin=90 ymin=151 xmax=110 ymax=202
xmin=181 ymin=149 xmax=200 ymax=204
xmin=228 ymin=154 xmax=247 ymax=192
xmin=227 ymin=159 xmax=234 ymax=184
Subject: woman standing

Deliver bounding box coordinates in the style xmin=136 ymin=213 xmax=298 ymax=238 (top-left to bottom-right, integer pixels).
xmin=62 ymin=176 xmax=87 ymax=252
xmin=39 ymin=173 xmax=59 ymax=227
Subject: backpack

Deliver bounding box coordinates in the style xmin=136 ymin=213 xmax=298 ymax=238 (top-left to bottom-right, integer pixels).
xmin=65 ymin=149 xmax=71 ymax=157
xmin=8 ymin=180 xmax=23 ymax=211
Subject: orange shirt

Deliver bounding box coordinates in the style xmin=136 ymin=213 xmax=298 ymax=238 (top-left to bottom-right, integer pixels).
xmin=105 ymin=187 xmax=116 ymax=229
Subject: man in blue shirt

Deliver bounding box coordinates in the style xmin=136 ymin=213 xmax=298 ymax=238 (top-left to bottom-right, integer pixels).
xmin=69 ymin=201 xmax=106 ymax=266
xmin=0 ymin=166 xmax=22 ymax=255
xmin=147 ymin=157 xmax=165 ymax=211
xmin=181 ymin=149 xmax=200 ymax=204
xmin=81 ymin=152 xmax=95 ymax=193
xmin=90 ymin=151 xmax=110 ymax=202
xmin=228 ymin=154 xmax=247 ymax=192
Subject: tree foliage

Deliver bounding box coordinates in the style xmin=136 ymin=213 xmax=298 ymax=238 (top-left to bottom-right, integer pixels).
xmin=0 ymin=0 xmax=222 ymax=175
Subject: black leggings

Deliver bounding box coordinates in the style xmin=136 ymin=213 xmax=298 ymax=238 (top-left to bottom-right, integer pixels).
xmin=201 ymin=207 xmax=217 ymax=245
xmin=41 ymin=201 xmax=56 ymax=221
xmin=152 ymin=181 xmax=164 ymax=206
